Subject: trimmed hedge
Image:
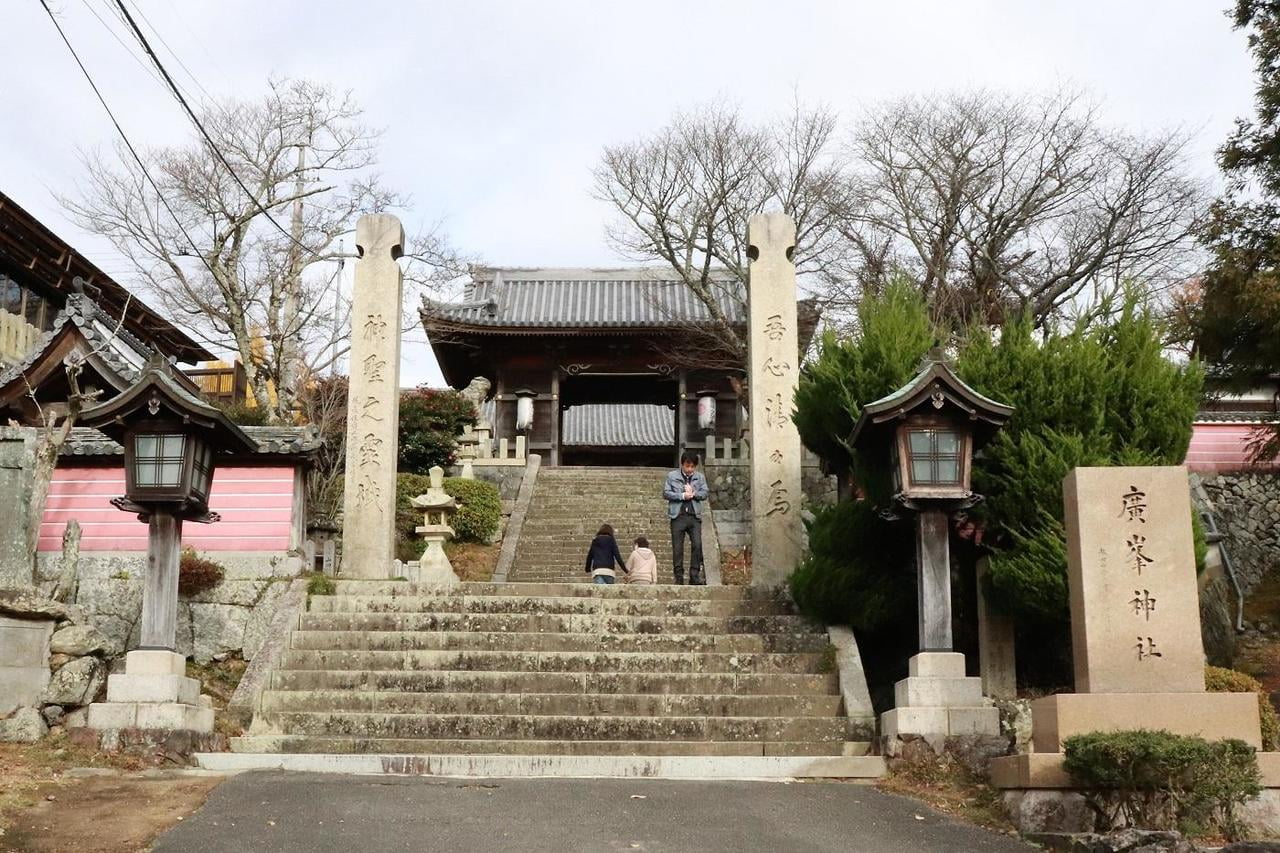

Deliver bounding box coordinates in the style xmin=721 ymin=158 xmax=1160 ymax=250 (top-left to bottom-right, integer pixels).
xmin=1063 ymin=729 xmax=1260 ymax=839
xmin=1206 ymin=665 xmax=1280 ymax=751
xmin=394 ymin=474 xmax=502 ymax=561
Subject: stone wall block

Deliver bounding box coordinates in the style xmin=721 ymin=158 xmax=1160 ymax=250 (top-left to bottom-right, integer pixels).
xmin=49 ymin=624 xmax=107 ymax=657
xmin=0 ymin=707 xmax=48 ymax=743
xmin=41 ymin=656 xmax=105 ymax=706
xmin=242 ymin=582 xmax=289 ymax=660
xmin=190 ymin=603 xmax=251 ymax=664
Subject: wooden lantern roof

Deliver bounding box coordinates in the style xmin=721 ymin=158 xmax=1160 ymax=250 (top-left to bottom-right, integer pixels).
xmin=78 ymin=353 xmax=256 ymax=454
xmin=849 ymin=348 xmax=1014 ymax=451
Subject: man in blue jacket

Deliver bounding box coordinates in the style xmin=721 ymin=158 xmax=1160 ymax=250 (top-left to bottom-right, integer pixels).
xmin=664 ymin=451 xmax=709 ymax=585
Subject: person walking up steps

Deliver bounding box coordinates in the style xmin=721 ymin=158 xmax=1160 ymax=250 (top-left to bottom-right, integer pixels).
xmin=625 ymin=537 xmax=657 ymax=585
xmin=583 ymin=523 xmax=627 ymax=585
xmin=663 ymin=451 xmax=708 ymax=585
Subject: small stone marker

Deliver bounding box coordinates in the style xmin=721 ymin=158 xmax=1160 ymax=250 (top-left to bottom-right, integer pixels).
xmin=340 ymin=214 xmax=405 ymax=578
xmin=746 ymin=213 xmax=805 ymax=586
xmin=1064 ymin=466 xmax=1204 ymax=693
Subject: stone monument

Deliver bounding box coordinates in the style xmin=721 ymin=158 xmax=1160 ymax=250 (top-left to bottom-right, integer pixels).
xmin=745 ymin=213 xmax=805 ymax=587
xmin=410 ymin=465 xmax=460 ymax=585
xmin=340 ymin=214 xmax=405 ymax=579
xmin=1027 ymin=466 xmax=1260 ymax=752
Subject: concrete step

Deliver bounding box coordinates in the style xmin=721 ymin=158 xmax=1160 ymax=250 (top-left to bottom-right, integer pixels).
xmin=276 ymin=648 xmax=829 ymax=674
xmin=219 ymin=738 xmax=877 ymax=763
xmin=259 ymin=690 xmax=843 ymax=717
xmin=328 ymin=582 xmax=778 ymax=601
xmin=307 ymin=595 xmax=786 ymax=617
xmin=269 ymin=669 xmax=840 ymax=696
xmin=289 ymin=630 xmax=830 ymax=654
xmin=297 ymin=612 xmax=820 ymax=635
xmin=255 ymin=711 xmax=855 ymax=743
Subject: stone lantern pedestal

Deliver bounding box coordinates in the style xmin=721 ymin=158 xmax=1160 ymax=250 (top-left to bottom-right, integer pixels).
xmin=87 ymin=650 xmax=213 ymax=732
xmin=410 ymin=466 xmax=460 ymax=585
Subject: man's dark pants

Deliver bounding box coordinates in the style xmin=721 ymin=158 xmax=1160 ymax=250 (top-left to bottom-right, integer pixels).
xmin=670 ymin=513 xmax=705 ymax=585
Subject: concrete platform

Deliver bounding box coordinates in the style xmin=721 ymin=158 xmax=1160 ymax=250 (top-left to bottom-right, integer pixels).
xmin=193 ymin=752 xmax=886 ymax=779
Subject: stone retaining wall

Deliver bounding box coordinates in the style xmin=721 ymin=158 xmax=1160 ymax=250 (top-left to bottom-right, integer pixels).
xmin=1196 ymin=471 xmax=1280 ymax=594
xmin=702 ymin=462 xmax=837 ymax=513
xmin=32 ymin=553 xmax=296 ymax=665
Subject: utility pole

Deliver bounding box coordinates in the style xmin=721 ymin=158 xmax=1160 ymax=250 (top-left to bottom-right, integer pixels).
xmin=279 ymin=140 xmax=307 ymax=418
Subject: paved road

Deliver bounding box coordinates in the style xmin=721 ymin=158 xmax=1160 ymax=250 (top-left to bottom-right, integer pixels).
xmin=153 ymin=772 xmax=1034 ymax=853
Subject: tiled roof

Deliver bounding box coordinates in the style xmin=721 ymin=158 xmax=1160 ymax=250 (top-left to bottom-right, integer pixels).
xmin=562 ymin=404 xmax=673 ymax=446
xmin=479 ymin=398 xmax=675 ymax=446
xmin=61 ymin=424 xmax=323 ymax=458
xmin=0 ymin=294 xmax=153 ymax=392
xmin=422 ymin=267 xmax=746 ymax=330
xmin=1194 ymin=410 xmax=1280 ymax=424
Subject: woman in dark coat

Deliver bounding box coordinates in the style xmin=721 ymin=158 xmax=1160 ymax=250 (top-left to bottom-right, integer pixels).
xmin=584 ymin=523 xmax=628 ymax=585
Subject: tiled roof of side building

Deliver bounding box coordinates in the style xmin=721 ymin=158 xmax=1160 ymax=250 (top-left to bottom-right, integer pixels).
xmin=423 ymin=267 xmax=748 ymax=330
xmin=60 ymin=424 xmax=324 ymax=459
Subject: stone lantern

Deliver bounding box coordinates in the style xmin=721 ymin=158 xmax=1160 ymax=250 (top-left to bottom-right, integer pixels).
xmin=410 ymin=466 xmax=460 ymax=585
xmin=80 ymin=354 xmax=255 ymax=733
xmin=849 ymin=348 xmax=1013 ymax=652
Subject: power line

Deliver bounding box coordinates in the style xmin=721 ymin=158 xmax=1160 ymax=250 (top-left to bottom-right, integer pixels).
xmin=37 ymin=0 xmax=223 ymax=286
xmin=111 ymin=0 xmax=316 ymax=259
xmin=78 ymin=0 xmax=162 ymax=86
xmin=115 ymin=0 xmax=214 ymax=104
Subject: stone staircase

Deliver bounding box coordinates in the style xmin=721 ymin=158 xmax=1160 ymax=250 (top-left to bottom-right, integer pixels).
xmin=204 ymin=581 xmax=882 ymax=778
xmin=509 ymin=466 xmax=677 ymax=584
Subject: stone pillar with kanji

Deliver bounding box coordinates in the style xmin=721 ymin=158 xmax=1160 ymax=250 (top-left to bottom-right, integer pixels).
xmin=340 ymin=214 xmax=405 ymax=578
xmin=746 ymin=213 xmax=805 ymax=587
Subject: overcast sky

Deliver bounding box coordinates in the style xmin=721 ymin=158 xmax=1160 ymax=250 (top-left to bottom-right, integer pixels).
xmin=2 ymin=1 xmax=1258 ymax=386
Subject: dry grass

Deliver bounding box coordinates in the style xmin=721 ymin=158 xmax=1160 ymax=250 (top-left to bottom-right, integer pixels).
xmin=0 ymin=734 xmax=152 ymax=834
xmin=445 ymin=541 xmax=501 ymax=582
xmin=720 ymin=547 xmax=751 ymax=586
xmin=878 ymin=750 xmax=1018 ymax=836
xmin=186 ymin=655 xmax=248 ymax=738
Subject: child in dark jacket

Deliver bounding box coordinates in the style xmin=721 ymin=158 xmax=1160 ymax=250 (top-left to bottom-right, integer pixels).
xmin=584 ymin=523 xmax=628 ymax=585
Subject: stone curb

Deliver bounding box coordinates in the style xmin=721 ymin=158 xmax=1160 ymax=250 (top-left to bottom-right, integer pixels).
xmin=226 ymin=578 xmax=307 ymax=727
xmin=493 ymin=454 xmax=541 ymax=583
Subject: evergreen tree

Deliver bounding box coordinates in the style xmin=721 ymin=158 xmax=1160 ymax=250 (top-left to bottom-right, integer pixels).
xmin=1197 ymin=1 xmax=1280 ymax=457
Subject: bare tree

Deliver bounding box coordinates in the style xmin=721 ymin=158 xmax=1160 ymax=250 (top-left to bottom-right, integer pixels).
xmin=837 ymin=89 xmax=1206 ymax=327
xmin=593 ymin=101 xmax=848 ymax=369
xmin=61 ymin=78 xmax=406 ymax=421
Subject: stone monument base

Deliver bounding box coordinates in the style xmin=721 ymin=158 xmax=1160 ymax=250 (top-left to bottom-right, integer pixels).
xmin=879 ymin=652 xmax=1000 ymax=754
xmin=86 ymin=650 xmax=213 ymax=733
xmin=1028 ymin=691 xmax=1262 ymax=752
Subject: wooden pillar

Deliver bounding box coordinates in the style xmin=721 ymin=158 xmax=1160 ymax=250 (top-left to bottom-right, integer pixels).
xmin=977 ymin=556 xmax=1017 ymax=698
xmin=550 ymin=369 xmax=561 ymax=467
xmin=141 ymin=511 xmax=183 ymax=651
xmin=917 ymin=509 xmax=953 ymax=652
xmin=676 ymin=368 xmax=688 ymax=466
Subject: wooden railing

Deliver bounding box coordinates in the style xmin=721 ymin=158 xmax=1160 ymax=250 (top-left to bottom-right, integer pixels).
xmin=0 ymin=311 xmax=39 ymax=367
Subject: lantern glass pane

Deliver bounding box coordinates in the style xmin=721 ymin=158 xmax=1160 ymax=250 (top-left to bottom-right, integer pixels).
xmin=911 ymin=459 xmax=933 ymax=483
xmin=935 ymin=430 xmax=960 ymax=455
xmin=937 ymin=457 xmax=961 ymax=484
xmin=136 ymin=435 xmax=158 ymax=459
xmin=134 ymin=433 xmax=185 ymax=488
xmin=192 ymin=440 xmax=213 ymax=497
xmin=908 ymin=431 xmax=931 ymax=455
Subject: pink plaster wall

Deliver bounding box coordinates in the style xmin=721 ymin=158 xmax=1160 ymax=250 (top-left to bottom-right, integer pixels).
xmin=39 ymin=466 xmax=296 ymax=552
xmin=1185 ymin=422 xmax=1278 ymax=474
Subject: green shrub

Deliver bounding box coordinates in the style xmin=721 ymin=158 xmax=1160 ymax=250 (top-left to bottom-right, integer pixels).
xmin=394 ymin=474 xmax=502 ymax=561
xmin=1206 ymin=665 xmax=1280 ymax=751
xmin=789 ymin=500 xmax=915 ymax=632
xmin=306 ymin=572 xmax=335 ymax=596
xmin=958 ymin=293 xmax=1203 ymax=624
xmin=398 ymin=388 xmax=476 ymax=474
xmin=442 ymin=477 xmax=502 ymax=544
xmin=1063 ymin=729 xmax=1260 ymax=839
xmin=794 ymin=278 xmax=936 ymax=487
xmin=178 ymin=548 xmax=225 ymax=596
xmin=214 ymin=400 xmax=272 ymax=426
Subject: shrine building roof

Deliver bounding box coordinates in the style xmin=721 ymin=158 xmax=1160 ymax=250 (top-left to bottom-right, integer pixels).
xmin=422 ymin=267 xmax=750 ymax=332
